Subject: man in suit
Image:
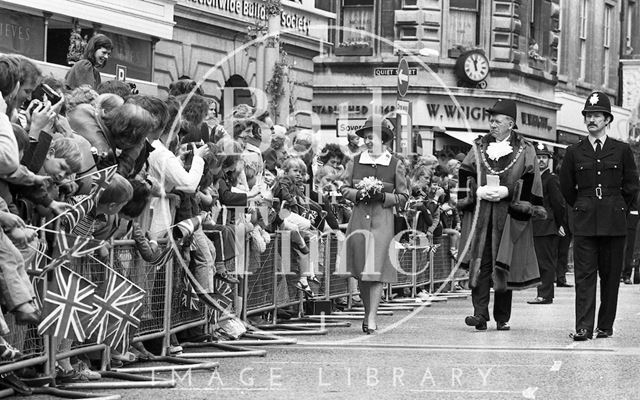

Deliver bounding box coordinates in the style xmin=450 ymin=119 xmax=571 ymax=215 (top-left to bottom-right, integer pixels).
xmin=528 ymin=144 xmax=566 ymax=304
xmin=559 ymin=91 xmax=639 ymax=341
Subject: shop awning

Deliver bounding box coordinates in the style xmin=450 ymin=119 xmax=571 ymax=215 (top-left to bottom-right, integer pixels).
xmin=525 ymin=137 xmax=567 ymax=149
xmin=443 ymin=131 xmax=567 ymax=149
xmin=442 ymin=130 xmax=478 ymax=145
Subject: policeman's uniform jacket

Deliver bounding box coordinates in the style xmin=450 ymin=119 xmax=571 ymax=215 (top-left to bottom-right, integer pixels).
xmin=533 ymin=169 xmax=565 ymax=237
xmin=559 ymin=137 xmax=639 ymax=236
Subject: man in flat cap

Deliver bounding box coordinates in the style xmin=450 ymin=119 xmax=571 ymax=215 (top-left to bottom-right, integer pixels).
xmin=560 ymin=91 xmax=639 ymax=341
xmin=457 ymin=99 xmax=544 ymax=331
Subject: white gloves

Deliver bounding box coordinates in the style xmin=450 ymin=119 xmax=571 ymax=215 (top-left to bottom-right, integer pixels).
xmin=476 ymin=185 xmax=509 ymax=202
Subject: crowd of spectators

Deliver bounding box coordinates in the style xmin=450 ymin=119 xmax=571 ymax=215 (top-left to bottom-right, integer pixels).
xmin=0 ymin=46 xmax=465 ymax=390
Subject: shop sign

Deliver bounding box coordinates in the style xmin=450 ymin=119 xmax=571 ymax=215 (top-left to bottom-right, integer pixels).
xmin=336 ymin=118 xmax=366 ymax=137
xmin=311 ymin=104 xmax=395 ymax=116
xmin=184 ymin=0 xmax=322 ymax=37
xmin=418 ymin=97 xmax=556 ymax=139
xmin=0 ymin=10 xmax=44 ymax=60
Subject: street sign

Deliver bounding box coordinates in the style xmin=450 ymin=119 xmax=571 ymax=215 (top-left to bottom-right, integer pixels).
xmin=396 ymin=99 xmax=410 ymax=114
xmin=116 ymin=65 xmax=127 ymax=82
xmin=395 ymin=99 xmax=412 ymax=156
xmin=374 ymin=67 xmax=417 ymax=76
xmin=336 ymin=118 xmax=366 ymax=137
xmin=397 ymin=58 xmax=409 ymax=97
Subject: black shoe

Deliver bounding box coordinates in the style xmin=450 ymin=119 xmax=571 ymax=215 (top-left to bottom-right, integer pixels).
xmin=571 ymin=328 xmax=592 ymax=341
xmin=556 ymin=281 xmax=573 ymax=288
xmin=0 ymin=371 xmax=32 ymax=395
xmin=465 ymin=315 xmax=487 ymax=331
xmin=527 ymin=297 xmax=553 ymax=304
xmin=216 ymin=271 xmax=239 ymax=285
xmin=623 ymin=278 xmax=632 ymax=285
xmin=595 ymin=328 xmax=613 ymax=338
xmin=496 ymin=321 xmax=511 ymax=331
xmin=362 ymin=322 xmax=368 ymax=333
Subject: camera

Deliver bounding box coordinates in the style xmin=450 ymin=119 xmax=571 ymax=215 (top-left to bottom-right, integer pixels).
xmin=31 ymin=83 xmax=62 ymax=105
xmin=127 ymin=82 xmax=139 ymax=95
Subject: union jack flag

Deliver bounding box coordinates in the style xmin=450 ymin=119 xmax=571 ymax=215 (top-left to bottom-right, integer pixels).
xmin=62 ymin=166 xmax=117 ymax=232
xmin=84 ymin=269 xmax=145 ymax=353
xmin=38 ymin=264 xmax=96 ymax=341
xmin=180 ymin=275 xmax=200 ymax=311
xmin=39 ymin=231 xmax=105 ymax=277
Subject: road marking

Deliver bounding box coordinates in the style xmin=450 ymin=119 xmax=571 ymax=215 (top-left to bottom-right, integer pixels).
xmin=409 ymin=386 xmax=538 ymax=399
xmin=550 ymin=360 xmax=562 ymax=371
xmin=285 ymin=342 xmax=614 ymax=354
xmin=251 ymin=361 xmax=346 ymax=364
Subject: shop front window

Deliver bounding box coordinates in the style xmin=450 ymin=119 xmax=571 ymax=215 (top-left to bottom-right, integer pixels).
xmin=46 ymin=20 xmax=152 ymax=82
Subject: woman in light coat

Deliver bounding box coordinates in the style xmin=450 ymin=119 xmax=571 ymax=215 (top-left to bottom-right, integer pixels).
xmin=341 ymin=115 xmax=408 ymax=333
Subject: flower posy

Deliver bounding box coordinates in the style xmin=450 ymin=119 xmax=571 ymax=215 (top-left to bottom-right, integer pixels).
xmin=356 ymin=176 xmax=384 ymax=199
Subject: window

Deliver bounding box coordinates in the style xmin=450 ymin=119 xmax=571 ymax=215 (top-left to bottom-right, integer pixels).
xmin=402 ymin=0 xmax=418 ymax=9
xmin=400 ymin=27 xmax=417 ymax=40
xmin=603 ymin=4 xmax=613 ymax=85
xmin=578 ymin=0 xmax=588 ymax=80
xmin=340 ymin=0 xmax=374 ymax=46
xmin=447 ymin=0 xmax=479 ymax=49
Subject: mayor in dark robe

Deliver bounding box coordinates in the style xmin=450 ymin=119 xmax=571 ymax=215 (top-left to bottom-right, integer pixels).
xmin=457 ymin=99 xmax=544 ymax=332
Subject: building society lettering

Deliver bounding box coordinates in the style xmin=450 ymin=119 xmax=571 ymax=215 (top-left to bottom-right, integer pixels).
xmin=187 ymin=0 xmax=311 ymax=35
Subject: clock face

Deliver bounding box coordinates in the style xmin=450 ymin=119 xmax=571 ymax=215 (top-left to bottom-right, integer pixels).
xmin=463 ymin=52 xmax=489 ymax=82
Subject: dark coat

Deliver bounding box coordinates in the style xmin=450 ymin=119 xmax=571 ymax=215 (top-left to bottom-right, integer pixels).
xmin=559 ymin=137 xmax=639 ymax=236
xmin=457 ymin=131 xmax=544 ymax=291
xmin=533 ymin=169 xmax=566 ymax=237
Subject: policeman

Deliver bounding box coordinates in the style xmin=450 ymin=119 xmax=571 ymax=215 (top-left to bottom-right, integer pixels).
xmin=528 ymin=144 xmax=566 ymax=305
xmin=559 ymin=91 xmax=639 ymax=341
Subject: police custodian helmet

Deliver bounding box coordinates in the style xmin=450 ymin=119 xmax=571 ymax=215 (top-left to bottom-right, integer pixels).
xmin=535 ymin=142 xmax=553 ymax=157
xmin=581 ymin=91 xmax=613 ymax=122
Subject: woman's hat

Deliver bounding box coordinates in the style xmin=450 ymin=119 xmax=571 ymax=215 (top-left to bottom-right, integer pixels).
xmin=354 ymin=114 xmax=395 ymax=143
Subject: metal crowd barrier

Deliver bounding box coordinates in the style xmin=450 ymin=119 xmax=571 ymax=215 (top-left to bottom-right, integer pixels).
xmin=1 ymin=229 xmax=467 ymax=390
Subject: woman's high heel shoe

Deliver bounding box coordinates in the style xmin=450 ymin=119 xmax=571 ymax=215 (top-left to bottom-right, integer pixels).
xmin=366 ymin=326 xmax=377 ymax=335
xmin=362 ymin=322 xmax=368 ymax=333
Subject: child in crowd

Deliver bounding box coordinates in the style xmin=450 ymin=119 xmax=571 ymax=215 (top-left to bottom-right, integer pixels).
xmin=272 ymin=157 xmax=321 ymax=296
xmin=314 ymin=143 xmax=346 ymax=196
xmin=440 ymin=187 xmax=461 ymax=260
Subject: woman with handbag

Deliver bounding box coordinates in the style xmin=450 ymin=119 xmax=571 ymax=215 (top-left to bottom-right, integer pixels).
xmin=340 ymin=115 xmax=409 ymax=334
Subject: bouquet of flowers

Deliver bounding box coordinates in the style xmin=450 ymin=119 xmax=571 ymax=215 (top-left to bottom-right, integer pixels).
xmin=355 ymin=176 xmax=384 ymax=201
